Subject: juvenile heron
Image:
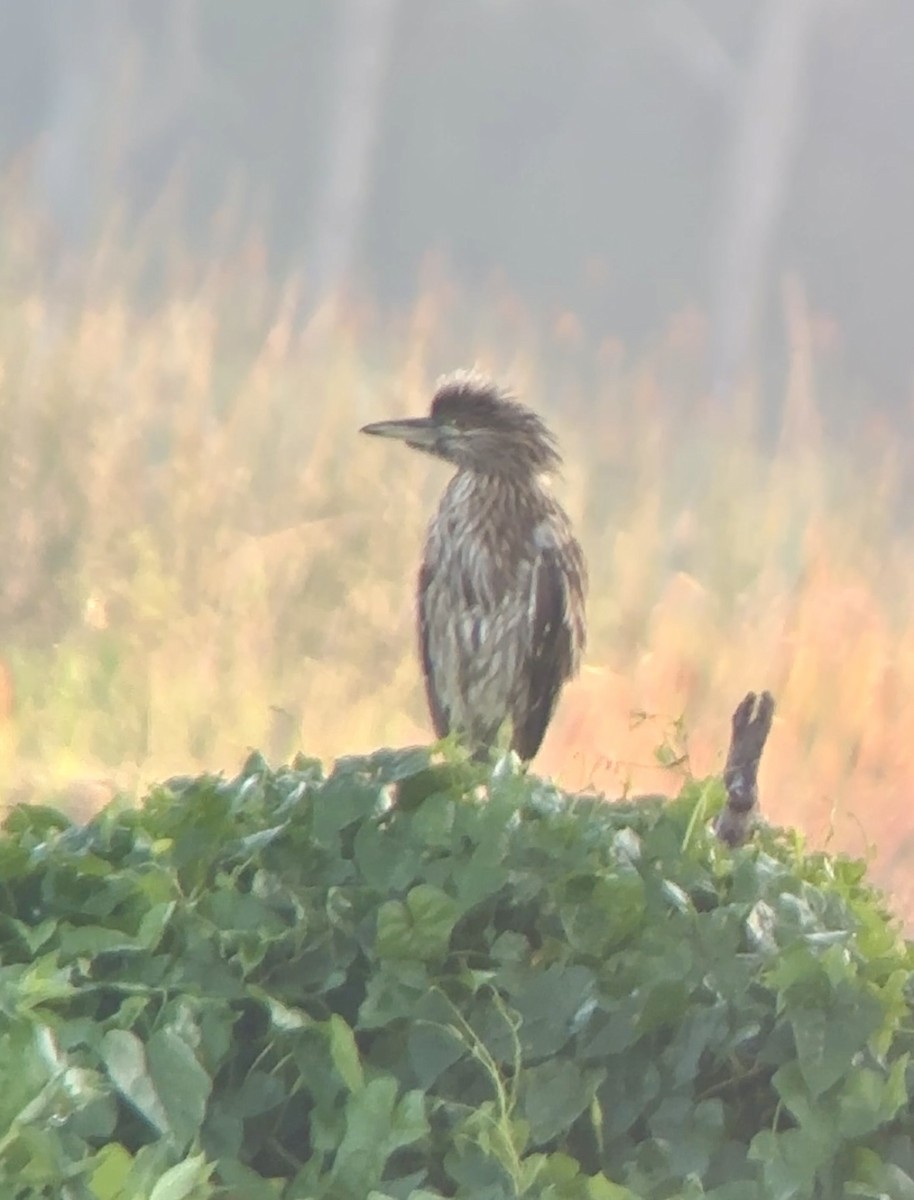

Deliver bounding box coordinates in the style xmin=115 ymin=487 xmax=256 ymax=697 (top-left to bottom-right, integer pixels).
xmin=360 ymin=370 xmax=587 ymax=761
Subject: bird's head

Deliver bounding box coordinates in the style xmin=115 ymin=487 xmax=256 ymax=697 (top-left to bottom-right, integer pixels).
xmin=360 ymin=370 xmax=562 ymax=477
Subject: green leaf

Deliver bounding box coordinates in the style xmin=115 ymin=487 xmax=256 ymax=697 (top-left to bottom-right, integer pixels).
xmin=559 ymin=871 xmax=646 ymax=955
xmin=137 ymin=901 xmax=176 ymax=950
xmin=376 ymin=884 xmax=458 ymax=962
xmin=330 ymin=1078 xmax=429 ymax=1198
xmin=585 ymin=1181 xmax=642 ymax=1200
xmin=407 ymin=1021 xmax=465 ymax=1088
xmin=87 ymin=1142 xmax=134 ymax=1200
xmin=148 ymin=1029 xmax=212 ymax=1145
xmin=394 ymin=763 xmax=471 ymax=810
xmin=236 ymin=823 xmax=289 ymax=856
xmin=749 ymin=1127 xmax=829 ymax=1199
xmin=148 ymin=1153 xmax=212 ymax=1200
xmin=504 ymin=964 xmax=596 ymax=1058
xmin=521 ymin=1058 xmax=603 ymax=1144
xmin=353 ymin=818 xmax=423 ymax=892
xmin=790 ymin=992 xmax=884 ymax=1098
xmin=313 ymin=774 xmax=382 ymax=842
xmin=6 ymin=917 xmax=58 ymax=955
xmin=102 ymin=1029 xmax=170 ymax=1135
xmin=328 ymin=1014 xmax=365 ymax=1093
xmin=212 ymin=1157 xmax=283 ymax=1199
xmin=342 ymin=744 xmax=433 ymax=785
xmin=837 ymin=1057 xmax=909 ymax=1137
xmin=8 ymin=955 xmax=77 ymax=1009
xmin=57 ymin=923 xmax=142 ymax=957
xmin=235 ymin=1069 xmax=286 ymax=1118
xmin=3 ymin=803 xmax=73 ymax=837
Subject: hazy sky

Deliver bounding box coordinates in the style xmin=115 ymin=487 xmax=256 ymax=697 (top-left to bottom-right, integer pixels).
xmin=2 ymin=1 xmax=910 ymax=404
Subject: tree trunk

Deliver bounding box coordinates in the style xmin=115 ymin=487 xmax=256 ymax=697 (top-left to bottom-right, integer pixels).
xmin=709 ymin=0 xmax=826 ymax=399
xmin=305 ymin=0 xmax=402 ymax=302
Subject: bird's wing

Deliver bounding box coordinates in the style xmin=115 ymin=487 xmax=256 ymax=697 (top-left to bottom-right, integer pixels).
xmin=418 ymin=561 xmax=450 ymax=739
xmin=511 ymin=533 xmax=586 ymax=761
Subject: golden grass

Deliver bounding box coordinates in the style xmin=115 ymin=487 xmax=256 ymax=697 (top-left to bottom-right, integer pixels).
xmin=1 ymin=206 xmax=913 ymax=918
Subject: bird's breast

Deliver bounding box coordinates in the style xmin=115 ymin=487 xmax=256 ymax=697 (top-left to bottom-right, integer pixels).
xmin=420 ymin=529 xmax=535 ymax=715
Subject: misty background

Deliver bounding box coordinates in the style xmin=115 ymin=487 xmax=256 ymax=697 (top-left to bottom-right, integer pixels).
xmin=0 ymin=0 xmax=910 ymax=414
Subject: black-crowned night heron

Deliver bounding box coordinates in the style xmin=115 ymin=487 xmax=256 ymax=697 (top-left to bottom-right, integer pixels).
xmin=361 ymin=369 xmax=587 ymax=762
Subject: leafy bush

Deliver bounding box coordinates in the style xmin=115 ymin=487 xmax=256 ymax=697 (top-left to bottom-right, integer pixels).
xmin=0 ymin=746 xmax=912 ymax=1199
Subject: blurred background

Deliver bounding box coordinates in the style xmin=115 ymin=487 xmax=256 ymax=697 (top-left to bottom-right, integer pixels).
xmin=3 ymin=1 xmax=914 ymax=915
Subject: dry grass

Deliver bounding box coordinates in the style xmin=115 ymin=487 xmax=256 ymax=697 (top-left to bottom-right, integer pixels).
xmin=1 ymin=206 xmax=913 ymax=918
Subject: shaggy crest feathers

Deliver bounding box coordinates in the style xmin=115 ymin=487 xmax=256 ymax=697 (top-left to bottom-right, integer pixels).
xmin=430 ymin=370 xmax=563 ymax=476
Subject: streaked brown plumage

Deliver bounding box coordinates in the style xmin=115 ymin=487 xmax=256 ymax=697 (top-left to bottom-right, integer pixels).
xmin=360 ymin=369 xmax=587 ymax=761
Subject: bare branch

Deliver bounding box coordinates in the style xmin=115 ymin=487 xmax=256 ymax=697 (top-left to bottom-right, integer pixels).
xmin=714 ymin=690 xmax=775 ymax=847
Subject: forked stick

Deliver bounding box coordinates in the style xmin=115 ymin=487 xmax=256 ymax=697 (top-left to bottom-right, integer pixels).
xmin=714 ymin=690 xmax=775 ymax=847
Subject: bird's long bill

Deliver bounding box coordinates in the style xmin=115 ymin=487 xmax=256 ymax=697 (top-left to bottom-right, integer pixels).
xmin=359 ymin=416 xmax=439 ymax=448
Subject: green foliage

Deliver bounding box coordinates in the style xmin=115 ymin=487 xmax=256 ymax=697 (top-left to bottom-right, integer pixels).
xmin=0 ymin=747 xmax=912 ymax=1199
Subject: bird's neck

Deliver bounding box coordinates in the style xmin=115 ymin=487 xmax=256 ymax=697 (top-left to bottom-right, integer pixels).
xmin=449 ymin=467 xmax=549 ymax=515
xmin=457 ymin=466 xmax=546 ymax=494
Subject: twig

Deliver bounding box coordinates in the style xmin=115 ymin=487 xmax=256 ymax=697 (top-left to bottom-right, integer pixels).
xmin=714 ymin=691 xmax=775 ymax=847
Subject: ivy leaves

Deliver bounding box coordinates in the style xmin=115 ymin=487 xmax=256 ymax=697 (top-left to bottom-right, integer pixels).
xmin=0 ymin=748 xmax=911 ymax=1198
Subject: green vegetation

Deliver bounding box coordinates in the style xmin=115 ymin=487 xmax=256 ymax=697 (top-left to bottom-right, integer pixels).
xmin=1 ymin=745 xmax=912 ymax=1199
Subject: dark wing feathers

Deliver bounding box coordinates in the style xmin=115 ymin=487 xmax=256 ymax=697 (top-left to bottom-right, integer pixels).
xmin=511 ymin=543 xmax=582 ymax=761
xmin=417 ymin=562 xmax=450 ymax=738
